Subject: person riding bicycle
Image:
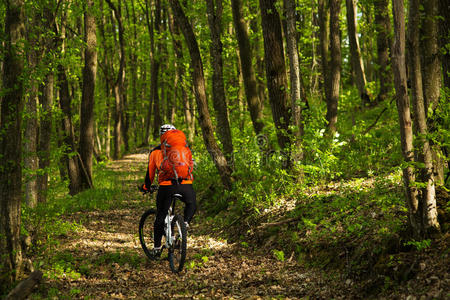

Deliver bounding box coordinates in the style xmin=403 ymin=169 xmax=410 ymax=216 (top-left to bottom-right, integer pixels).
xmin=140 ymin=124 xmax=197 ymax=258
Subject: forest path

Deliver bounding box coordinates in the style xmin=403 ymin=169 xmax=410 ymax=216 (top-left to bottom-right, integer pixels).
xmin=51 ymin=153 xmax=324 ymax=299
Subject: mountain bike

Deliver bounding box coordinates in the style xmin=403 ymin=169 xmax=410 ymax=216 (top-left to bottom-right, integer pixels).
xmin=138 ymin=185 xmax=187 ymax=273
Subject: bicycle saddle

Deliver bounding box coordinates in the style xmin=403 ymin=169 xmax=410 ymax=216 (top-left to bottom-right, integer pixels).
xmin=173 ymin=193 xmax=182 ymax=198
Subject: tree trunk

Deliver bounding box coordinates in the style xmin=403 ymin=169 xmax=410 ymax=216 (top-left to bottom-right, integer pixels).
xmin=37 ymin=71 xmax=54 ymax=203
xmin=421 ymin=0 xmax=444 ymax=185
xmin=345 ymin=0 xmax=370 ymax=104
xmin=259 ymin=0 xmax=292 ymax=158
xmin=408 ymin=0 xmax=440 ymax=234
xmin=318 ymin=0 xmax=330 ymax=101
xmin=24 ymin=55 xmax=39 ymax=208
xmin=230 ymin=0 xmax=264 ymax=134
xmin=58 ymin=63 xmax=82 ymax=195
xmin=391 ymin=0 xmax=420 ymax=236
xmin=374 ymin=0 xmax=392 ymax=103
xmin=206 ymin=0 xmax=234 ymax=162
xmin=439 ymin=0 xmax=450 ymax=90
xmin=79 ymin=0 xmax=98 ymax=190
xmin=421 ymin=0 xmax=441 ymax=112
xmin=168 ymin=0 xmax=233 ymax=189
xmin=168 ymin=12 xmax=194 ymax=143
xmin=106 ymin=0 xmax=126 ymax=159
xmin=151 ymin=0 xmax=162 ymax=140
xmin=0 ymin=0 xmax=25 ymax=288
xmin=283 ymin=0 xmax=303 ymax=160
xmin=326 ymin=0 xmax=341 ymax=135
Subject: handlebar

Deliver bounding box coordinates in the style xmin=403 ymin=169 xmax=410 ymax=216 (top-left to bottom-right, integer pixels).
xmin=138 ymin=185 xmax=159 ymax=195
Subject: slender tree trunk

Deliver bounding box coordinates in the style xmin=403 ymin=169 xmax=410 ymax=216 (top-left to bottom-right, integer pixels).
xmin=206 ymin=0 xmax=234 ymax=162
xmin=374 ymin=0 xmax=392 ymax=103
xmin=439 ymin=0 xmax=450 ymax=90
xmin=318 ymin=0 xmax=330 ymax=101
xmin=345 ymin=0 xmax=370 ymax=104
xmin=408 ymin=0 xmax=440 ymax=234
xmin=0 ymin=0 xmax=25 ymax=288
xmin=99 ymin=0 xmax=112 ymax=157
xmin=106 ymin=0 xmax=126 ymax=159
xmin=259 ymin=0 xmax=292 ymax=154
xmin=230 ymin=0 xmax=264 ymax=134
xmin=151 ymin=0 xmax=162 ymax=139
xmin=392 ymin=0 xmax=421 ymax=236
xmin=236 ymin=49 xmax=246 ymax=131
xmin=326 ymin=0 xmax=341 ymax=135
xmin=168 ymin=10 xmax=194 ymax=143
xmin=169 ymin=0 xmax=233 ymax=189
xmin=143 ymin=0 xmax=154 ymax=143
xmin=24 ymin=56 xmax=39 ymax=208
xmin=58 ymin=63 xmax=82 ymax=195
xmin=79 ymin=0 xmax=98 ymax=190
xmin=36 ymin=4 xmax=57 ymax=204
xmin=283 ymin=0 xmax=303 ymax=160
xmin=37 ymin=72 xmax=54 ymax=203
xmin=129 ymin=0 xmax=139 ymax=148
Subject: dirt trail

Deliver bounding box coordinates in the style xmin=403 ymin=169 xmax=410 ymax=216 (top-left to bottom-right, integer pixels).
xmin=42 ymin=153 xmax=330 ymax=299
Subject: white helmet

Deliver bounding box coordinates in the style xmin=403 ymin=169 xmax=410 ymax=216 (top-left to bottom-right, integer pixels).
xmin=160 ymin=124 xmax=176 ymax=136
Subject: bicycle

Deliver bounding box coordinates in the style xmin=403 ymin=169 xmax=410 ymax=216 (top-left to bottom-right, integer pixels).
xmin=138 ymin=185 xmax=187 ymax=273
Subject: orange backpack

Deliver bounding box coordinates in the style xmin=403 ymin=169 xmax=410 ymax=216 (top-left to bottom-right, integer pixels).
xmin=159 ymin=129 xmax=193 ymax=182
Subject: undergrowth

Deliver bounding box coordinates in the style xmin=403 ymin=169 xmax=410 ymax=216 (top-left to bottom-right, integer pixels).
xmin=21 ymin=162 xmax=129 ymax=282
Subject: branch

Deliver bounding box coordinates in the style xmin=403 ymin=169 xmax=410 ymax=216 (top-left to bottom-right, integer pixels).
xmin=257 ymin=216 xmax=302 ymax=229
xmin=6 ymin=271 xmax=43 ymax=300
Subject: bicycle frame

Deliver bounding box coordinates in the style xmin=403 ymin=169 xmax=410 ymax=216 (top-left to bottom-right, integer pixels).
xmin=164 ymin=194 xmax=183 ymax=249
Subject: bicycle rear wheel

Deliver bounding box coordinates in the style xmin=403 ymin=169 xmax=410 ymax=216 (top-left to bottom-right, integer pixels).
xmin=168 ymin=214 xmax=187 ymax=273
xmin=139 ymin=208 xmax=156 ymax=260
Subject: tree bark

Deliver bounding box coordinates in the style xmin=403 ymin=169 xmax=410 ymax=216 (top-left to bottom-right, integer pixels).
xmin=326 ymin=0 xmax=341 ymax=135
xmin=283 ymin=0 xmax=304 ymax=160
xmin=206 ymin=0 xmax=234 ymax=162
xmin=374 ymin=0 xmax=392 ymax=103
xmin=392 ymin=0 xmax=420 ymax=236
xmin=230 ymin=0 xmax=264 ymax=134
xmin=439 ymin=0 xmax=450 ymax=90
xmin=168 ymin=0 xmax=233 ymax=189
xmin=0 ymin=0 xmax=25 ymax=288
xmin=37 ymin=70 xmax=54 ymax=203
xmin=58 ymin=63 xmax=82 ymax=195
xmin=318 ymin=0 xmax=330 ymax=101
xmin=259 ymin=0 xmax=292 ymax=154
xmin=79 ymin=0 xmax=98 ymax=190
xmin=345 ymin=0 xmax=370 ymax=104
xmin=5 ymin=270 xmax=42 ymax=300
xmin=24 ymin=52 xmax=39 ymax=208
xmin=151 ymin=0 xmax=162 ymax=139
xmin=106 ymin=0 xmax=126 ymax=159
xmin=408 ymin=0 xmax=440 ymax=234
xmin=168 ymin=12 xmax=195 ymax=143
xmin=421 ymin=0 xmax=444 ymax=185
xmin=57 ymin=16 xmax=82 ymax=196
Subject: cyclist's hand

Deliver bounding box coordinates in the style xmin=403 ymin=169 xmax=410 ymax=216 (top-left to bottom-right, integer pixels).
xmin=138 ymin=184 xmax=149 ymax=195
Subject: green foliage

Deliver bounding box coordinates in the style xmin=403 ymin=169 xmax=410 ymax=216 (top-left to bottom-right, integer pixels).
xmin=404 ymin=239 xmax=431 ymax=252
xmin=272 ymin=249 xmax=285 ymax=262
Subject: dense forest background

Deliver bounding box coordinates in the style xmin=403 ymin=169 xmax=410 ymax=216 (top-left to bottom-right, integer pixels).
xmin=0 ymin=0 xmax=449 ymax=297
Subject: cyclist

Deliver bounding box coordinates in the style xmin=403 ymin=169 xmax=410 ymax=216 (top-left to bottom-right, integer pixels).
xmin=140 ymin=124 xmax=197 ymax=258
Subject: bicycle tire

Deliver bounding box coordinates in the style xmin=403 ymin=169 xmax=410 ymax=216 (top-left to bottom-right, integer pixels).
xmin=168 ymin=214 xmax=187 ymax=273
xmin=139 ymin=208 xmax=157 ymax=260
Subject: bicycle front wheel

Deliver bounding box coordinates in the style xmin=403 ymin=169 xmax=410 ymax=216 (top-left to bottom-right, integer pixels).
xmin=168 ymin=214 xmax=187 ymax=273
xmin=139 ymin=208 xmax=156 ymax=260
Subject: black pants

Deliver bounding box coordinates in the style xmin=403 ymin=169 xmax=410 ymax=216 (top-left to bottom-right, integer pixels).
xmin=154 ymin=184 xmax=196 ymax=248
